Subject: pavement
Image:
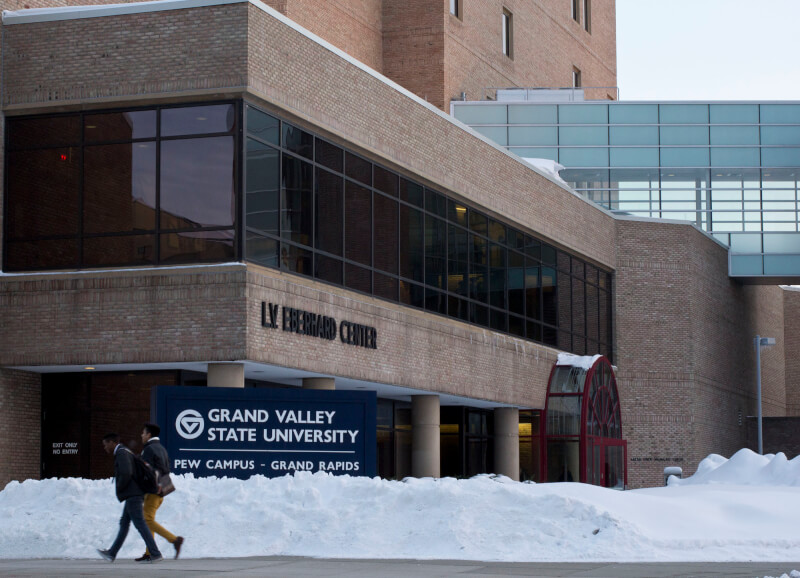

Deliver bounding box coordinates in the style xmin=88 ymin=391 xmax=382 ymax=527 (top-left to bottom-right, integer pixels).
xmin=0 ymin=557 xmax=797 ymax=577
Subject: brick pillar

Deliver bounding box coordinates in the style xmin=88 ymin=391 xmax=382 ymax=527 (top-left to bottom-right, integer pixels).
xmin=207 ymin=363 xmax=245 ymax=388
xmin=412 ymin=395 xmax=440 ymax=478
xmin=0 ymin=369 xmax=41 ymax=488
xmin=494 ymin=407 xmax=520 ymax=481
xmin=302 ymin=377 xmax=335 ymax=390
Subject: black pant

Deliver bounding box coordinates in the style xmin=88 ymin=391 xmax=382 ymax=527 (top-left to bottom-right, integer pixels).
xmin=108 ymin=495 xmax=162 ymax=558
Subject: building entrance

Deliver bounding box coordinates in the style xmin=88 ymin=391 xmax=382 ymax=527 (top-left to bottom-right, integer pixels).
xmin=543 ymin=355 xmax=626 ymax=487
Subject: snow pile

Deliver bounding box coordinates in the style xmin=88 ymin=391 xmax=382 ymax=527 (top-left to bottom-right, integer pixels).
xmin=557 ymin=352 xmax=603 ymax=369
xmin=522 ymin=158 xmax=569 ymax=186
xmin=1 ymin=450 xmax=799 ymax=562
xmin=670 ymin=449 xmax=800 ymax=487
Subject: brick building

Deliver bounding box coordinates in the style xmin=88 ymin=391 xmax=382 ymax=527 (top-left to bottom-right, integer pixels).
xmin=0 ymin=0 xmax=794 ymax=491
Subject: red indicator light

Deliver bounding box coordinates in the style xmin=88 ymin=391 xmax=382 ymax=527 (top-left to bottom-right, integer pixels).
xmin=60 ymin=153 xmax=68 ymax=161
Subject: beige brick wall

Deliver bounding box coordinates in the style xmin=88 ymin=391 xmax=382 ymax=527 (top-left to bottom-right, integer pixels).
xmin=0 ymin=266 xmax=248 ymax=367
xmin=615 ymin=219 xmax=786 ymax=488
xmin=245 ymin=264 xmax=557 ymax=407
xmin=0 ymin=369 xmax=41 ymax=489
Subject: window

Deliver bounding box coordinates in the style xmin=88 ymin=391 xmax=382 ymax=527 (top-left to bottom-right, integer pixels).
xmin=583 ymin=0 xmax=591 ymax=32
xmin=450 ymin=0 xmax=460 ymax=18
xmin=502 ymin=9 xmax=513 ymax=57
xmin=572 ymin=68 xmax=582 ymax=88
xmin=572 ymin=0 xmax=580 ymax=22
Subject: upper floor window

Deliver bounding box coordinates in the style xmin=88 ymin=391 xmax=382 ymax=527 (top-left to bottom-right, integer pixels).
xmin=502 ymin=9 xmax=513 ymax=58
xmin=573 ymin=68 xmax=582 ymax=88
xmin=450 ymin=0 xmax=460 ymax=19
xmin=583 ymin=0 xmax=591 ymax=32
xmin=572 ymin=0 xmax=580 ymax=22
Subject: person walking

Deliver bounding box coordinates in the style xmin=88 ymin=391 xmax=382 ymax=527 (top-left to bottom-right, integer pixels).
xmin=97 ymin=433 xmax=164 ymax=563
xmin=137 ymin=423 xmax=184 ymax=561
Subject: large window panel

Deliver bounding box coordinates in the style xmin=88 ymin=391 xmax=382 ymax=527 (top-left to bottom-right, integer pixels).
xmin=508 ymin=104 xmax=557 ymax=124
xmin=83 ymin=235 xmax=156 ymax=267
xmin=608 ymin=104 xmax=658 ymax=124
xmin=659 ymin=104 xmax=708 ymax=124
xmin=374 ymin=194 xmax=399 ymax=274
xmin=425 ymin=215 xmax=447 ymax=290
xmin=5 ymin=239 xmax=79 ymax=271
xmin=345 ymin=181 xmax=372 ymax=265
xmin=659 ymin=147 xmax=709 ymax=167
xmin=6 ymin=148 xmax=81 ymax=239
xmin=610 ymin=147 xmax=659 ymax=167
xmin=245 ymin=139 xmax=280 ymax=236
xmin=559 ymin=147 xmax=608 ymax=167
xmin=7 ymin=115 xmax=80 ymax=150
xmin=711 ymin=147 xmax=760 ymax=167
xmin=453 ymin=104 xmax=507 ymax=124
xmin=84 ymin=111 xmax=157 ymax=143
xmin=160 ymin=230 xmax=235 ymax=264
xmin=470 ymin=234 xmax=489 ymax=303
xmin=660 ymin=125 xmax=708 ymax=145
xmin=558 ymin=105 xmax=608 ymax=124
xmin=84 ymin=143 xmax=156 ymax=234
xmin=559 ymin=126 xmax=608 ymax=146
xmin=509 ymin=126 xmax=557 ymax=146
xmin=246 ymin=107 xmax=280 ymax=145
xmin=315 ymin=168 xmax=343 ymax=256
xmin=709 ymin=104 xmax=759 ymax=124
xmin=448 ymin=225 xmax=469 ymax=297
xmin=247 ymin=232 xmax=279 ymax=268
xmin=525 ymin=261 xmax=541 ymax=321
xmin=400 ymin=205 xmax=424 ymax=282
xmin=161 ymin=104 xmax=235 ymax=137
xmin=760 ymin=104 xmax=800 ymax=124
xmin=160 ymin=136 xmax=235 ymax=229
xmin=711 ymin=126 xmax=759 ymax=145
xmin=281 ymin=154 xmax=314 ymax=247
xmin=609 ymin=125 xmax=658 ymax=146
xmin=489 ymin=243 xmax=507 ymax=309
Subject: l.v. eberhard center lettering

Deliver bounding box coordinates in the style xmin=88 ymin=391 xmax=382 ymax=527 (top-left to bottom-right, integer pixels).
xmin=261 ymin=302 xmax=377 ymax=349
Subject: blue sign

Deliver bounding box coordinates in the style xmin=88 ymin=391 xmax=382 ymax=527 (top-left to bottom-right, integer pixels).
xmin=152 ymin=386 xmax=376 ymax=479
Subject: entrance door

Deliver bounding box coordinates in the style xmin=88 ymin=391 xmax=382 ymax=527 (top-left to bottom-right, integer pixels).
xmin=587 ymin=437 xmax=627 ymax=488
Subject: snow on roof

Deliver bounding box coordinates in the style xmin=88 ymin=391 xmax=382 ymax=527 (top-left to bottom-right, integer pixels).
xmin=556 ymin=353 xmax=603 ymax=370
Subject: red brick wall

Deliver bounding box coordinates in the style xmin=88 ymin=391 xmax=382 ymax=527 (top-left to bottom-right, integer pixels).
xmin=444 ymin=0 xmax=617 ymax=106
xmin=615 ymin=219 xmax=786 ymax=488
xmin=747 ymin=417 xmax=800 ymax=458
xmin=0 ymin=369 xmax=41 ymax=489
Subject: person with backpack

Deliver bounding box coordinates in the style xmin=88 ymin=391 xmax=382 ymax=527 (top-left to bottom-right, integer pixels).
xmin=137 ymin=423 xmax=184 ymax=562
xmin=96 ymin=433 xmax=164 ymax=564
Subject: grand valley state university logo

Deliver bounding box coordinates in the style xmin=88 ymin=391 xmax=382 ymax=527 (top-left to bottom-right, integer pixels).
xmin=175 ymin=409 xmax=204 ymax=439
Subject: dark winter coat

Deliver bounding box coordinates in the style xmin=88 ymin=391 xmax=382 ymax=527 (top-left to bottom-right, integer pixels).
xmin=113 ymin=444 xmax=142 ymax=502
xmin=141 ymin=438 xmax=171 ymax=476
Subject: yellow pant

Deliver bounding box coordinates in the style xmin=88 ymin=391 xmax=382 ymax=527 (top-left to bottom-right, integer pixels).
xmin=143 ymin=493 xmax=177 ymax=554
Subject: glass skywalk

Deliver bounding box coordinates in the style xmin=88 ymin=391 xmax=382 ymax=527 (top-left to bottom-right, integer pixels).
xmin=452 ymin=97 xmax=800 ymax=281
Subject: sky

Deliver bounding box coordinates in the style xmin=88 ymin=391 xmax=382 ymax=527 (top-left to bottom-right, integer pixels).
xmin=0 ymin=449 xmax=798 ymax=568
xmin=616 ymin=0 xmax=800 ymax=101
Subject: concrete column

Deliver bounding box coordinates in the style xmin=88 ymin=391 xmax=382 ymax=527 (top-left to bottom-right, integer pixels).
xmin=494 ymin=407 xmax=520 ymax=481
xmin=412 ymin=395 xmax=440 ymax=478
xmin=302 ymin=377 xmax=335 ymax=390
xmin=207 ymin=363 xmax=245 ymax=388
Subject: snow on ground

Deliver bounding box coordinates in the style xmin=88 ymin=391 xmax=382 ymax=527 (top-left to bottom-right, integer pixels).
xmin=0 ymin=449 xmax=798 ymax=564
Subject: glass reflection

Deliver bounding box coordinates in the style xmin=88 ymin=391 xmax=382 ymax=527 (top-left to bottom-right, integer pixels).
xmin=161 ymin=104 xmax=235 ymax=136
xmin=160 ymin=136 xmax=235 ymax=229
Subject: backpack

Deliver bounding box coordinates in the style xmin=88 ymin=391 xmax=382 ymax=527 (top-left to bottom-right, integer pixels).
xmin=124 ymin=449 xmax=160 ymax=495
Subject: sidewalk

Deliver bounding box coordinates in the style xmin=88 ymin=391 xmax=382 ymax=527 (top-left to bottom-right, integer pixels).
xmin=0 ymin=557 xmax=797 ymax=577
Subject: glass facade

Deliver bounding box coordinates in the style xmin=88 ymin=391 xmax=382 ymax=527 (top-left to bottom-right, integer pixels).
xmin=5 ymin=103 xmax=238 ymax=270
xmin=3 ymin=100 xmax=613 ymax=357
xmin=453 ymin=100 xmax=800 ymax=278
xmin=244 ymin=104 xmax=612 ymax=357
